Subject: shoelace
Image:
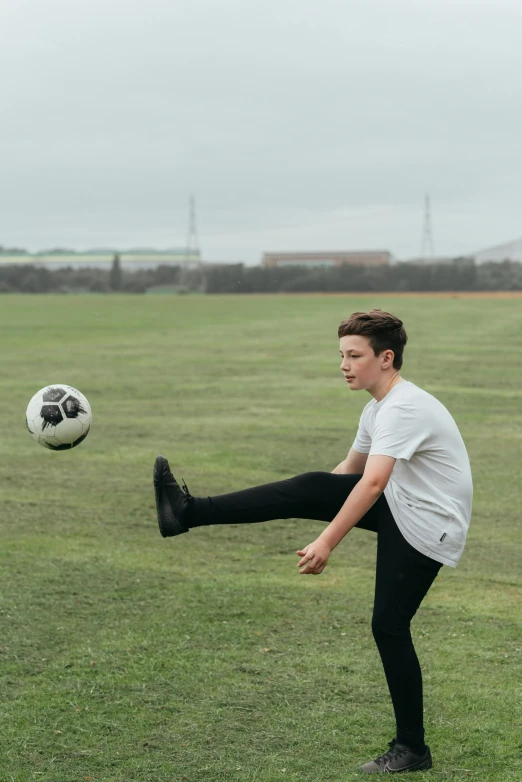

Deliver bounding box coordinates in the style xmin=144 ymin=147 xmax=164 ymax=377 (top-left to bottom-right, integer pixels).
xmin=181 ymin=478 xmax=192 ymax=499
xmin=374 ymin=741 xmax=411 ymax=767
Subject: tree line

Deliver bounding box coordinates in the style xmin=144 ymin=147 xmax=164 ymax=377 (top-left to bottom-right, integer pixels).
xmin=0 ymin=256 xmax=183 ymax=293
xmin=0 ymin=255 xmax=521 ymax=293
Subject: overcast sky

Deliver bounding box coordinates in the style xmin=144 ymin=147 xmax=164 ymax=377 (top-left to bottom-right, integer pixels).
xmin=1 ymin=0 xmax=521 ymax=262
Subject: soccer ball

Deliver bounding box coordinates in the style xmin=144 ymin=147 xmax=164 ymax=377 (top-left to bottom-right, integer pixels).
xmin=26 ymin=385 xmax=92 ymax=450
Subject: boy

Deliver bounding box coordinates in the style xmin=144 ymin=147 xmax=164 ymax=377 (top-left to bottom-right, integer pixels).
xmin=153 ymin=309 xmax=473 ymax=774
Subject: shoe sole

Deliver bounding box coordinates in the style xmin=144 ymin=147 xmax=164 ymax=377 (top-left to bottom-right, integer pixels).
xmin=153 ymin=455 xmax=188 ymax=538
xmin=358 ymin=751 xmax=432 ymax=773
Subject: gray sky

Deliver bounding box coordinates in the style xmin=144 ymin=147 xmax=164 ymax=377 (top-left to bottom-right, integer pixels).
xmin=1 ymin=0 xmax=521 ymax=262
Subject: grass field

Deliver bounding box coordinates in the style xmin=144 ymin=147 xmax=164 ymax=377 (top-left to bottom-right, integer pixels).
xmin=1 ymin=293 xmax=521 ymax=782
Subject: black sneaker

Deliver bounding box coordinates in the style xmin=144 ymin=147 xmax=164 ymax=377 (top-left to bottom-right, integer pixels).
xmin=153 ymin=455 xmax=192 ymax=538
xmin=358 ymin=740 xmax=433 ymax=773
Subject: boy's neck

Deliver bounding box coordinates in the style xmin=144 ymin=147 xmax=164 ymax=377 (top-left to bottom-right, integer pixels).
xmin=371 ymin=374 xmax=404 ymax=403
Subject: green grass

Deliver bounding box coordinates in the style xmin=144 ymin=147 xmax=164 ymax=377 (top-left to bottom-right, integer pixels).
xmin=0 ymin=293 xmax=521 ymax=782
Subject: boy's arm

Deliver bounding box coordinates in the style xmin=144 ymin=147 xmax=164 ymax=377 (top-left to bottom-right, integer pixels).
xmin=298 ymin=454 xmax=396 ymax=574
xmin=332 ymin=448 xmax=369 ymax=475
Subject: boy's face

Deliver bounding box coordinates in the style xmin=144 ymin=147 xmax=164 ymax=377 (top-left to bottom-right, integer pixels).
xmin=339 ymin=334 xmax=394 ymax=391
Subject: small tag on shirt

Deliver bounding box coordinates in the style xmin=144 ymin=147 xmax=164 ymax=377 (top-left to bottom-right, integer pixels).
xmin=439 ymin=533 xmax=447 ymax=543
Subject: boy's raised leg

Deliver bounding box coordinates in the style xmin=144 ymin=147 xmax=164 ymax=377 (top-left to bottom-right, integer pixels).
xmin=153 ymin=455 xmax=384 ymax=536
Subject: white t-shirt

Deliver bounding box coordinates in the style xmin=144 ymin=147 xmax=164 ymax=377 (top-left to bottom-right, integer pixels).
xmin=352 ymin=380 xmax=473 ymax=567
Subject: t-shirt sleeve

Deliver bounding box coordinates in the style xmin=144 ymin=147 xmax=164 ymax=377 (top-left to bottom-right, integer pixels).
xmin=369 ymin=404 xmax=426 ymax=461
xmin=352 ymin=409 xmax=372 ymax=454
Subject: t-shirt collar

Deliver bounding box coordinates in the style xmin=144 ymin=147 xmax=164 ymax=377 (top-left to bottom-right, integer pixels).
xmin=373 ymin=378 xmax=411 ymax=409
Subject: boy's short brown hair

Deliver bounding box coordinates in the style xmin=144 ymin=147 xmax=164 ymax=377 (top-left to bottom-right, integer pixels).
xmin=338 ymin=309 xmax=408 ymax=370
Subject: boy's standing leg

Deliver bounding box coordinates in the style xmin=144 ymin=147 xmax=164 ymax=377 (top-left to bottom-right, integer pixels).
xmin=358 ymin=509 xmax=442 ymax=773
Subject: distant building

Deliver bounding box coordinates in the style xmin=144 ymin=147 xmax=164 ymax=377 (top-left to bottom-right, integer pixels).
xmin=471 ymin=239 xmax=522 ymax=264
xmin=0 ymin=248 xmax=201 ymax=270
xmin=261 ymin=250 xmax=392 ymax=268
xmin=401 ymin=238 xmax=522 ymax=265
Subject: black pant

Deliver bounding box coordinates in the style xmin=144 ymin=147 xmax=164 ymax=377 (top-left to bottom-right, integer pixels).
xmin=186 ymin=471 xmax=443 ymax=750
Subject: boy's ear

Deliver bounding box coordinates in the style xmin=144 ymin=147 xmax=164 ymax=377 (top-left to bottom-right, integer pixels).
xmin=381 ymin=349 xmax=395 ymax=367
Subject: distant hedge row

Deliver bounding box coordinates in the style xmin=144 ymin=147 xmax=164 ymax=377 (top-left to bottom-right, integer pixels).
xmin=1 ymin=258 xmax=521 ymax=293
xmin=0 ymin=261 xmax=183 ymax=293
xmin=205 ymin=259 xmax=522 ymax=293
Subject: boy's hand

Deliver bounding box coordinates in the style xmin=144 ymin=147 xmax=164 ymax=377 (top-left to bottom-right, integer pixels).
xmin=296 ymin=539 xmax=332 ymax=575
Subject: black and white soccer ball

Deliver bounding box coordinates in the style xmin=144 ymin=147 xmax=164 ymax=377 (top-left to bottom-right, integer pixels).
xmin=26 ymin=385 xmax=92 ymax=450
